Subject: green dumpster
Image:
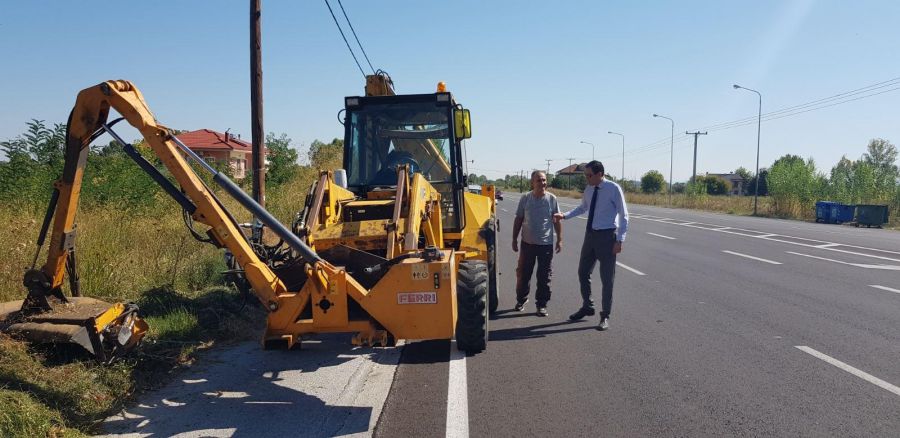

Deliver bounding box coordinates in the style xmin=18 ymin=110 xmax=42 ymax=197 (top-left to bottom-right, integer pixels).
xmin=855 ymin=204 xmax=889 ymax=228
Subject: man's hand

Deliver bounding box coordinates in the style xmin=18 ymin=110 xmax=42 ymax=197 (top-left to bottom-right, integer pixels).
xmin=512 ymin=239 xmax=519 ymax=252
xmin=613 ymin=241 xmax=623 ymax=255
xmin=555 ymin=239 xmax=563 ymax=253
xmin=552 ymin=212 xmax=565 ymax=223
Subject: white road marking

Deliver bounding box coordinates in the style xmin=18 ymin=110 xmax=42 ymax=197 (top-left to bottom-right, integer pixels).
xmin=722 ymin=250 xmax=782 ymax=265
xmin=786 ymin=251 xmax=900 ymax=270
xmin=446 ymin=341 xmax=469 ymax=438
xmin=795 ymin=346 xmax=900 ymax=397
xmin=616 ymin=262 xmax=646 ymax=276
xmin=631 ymin=215 xmax=900 ymax=263
xmin=500 ymin=208 xmax=508 ymax=212
xmin=647 ymin=232 xmax=676 ymax=240
xmin=869 ymin=285 xmax=900 ymax=294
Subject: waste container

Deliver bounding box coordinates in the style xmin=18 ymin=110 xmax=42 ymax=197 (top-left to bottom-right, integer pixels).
xmin=815 ymin=201 xmax=837 ymax=223
xmin=834 ymin=204 xmax=856 ymax=224
xmin=855 ymin=204 xmax=890 ymax=228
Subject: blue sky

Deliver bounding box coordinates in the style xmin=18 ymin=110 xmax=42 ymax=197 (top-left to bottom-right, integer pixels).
xmin=1 ymin=1 xmax=898 ymax=182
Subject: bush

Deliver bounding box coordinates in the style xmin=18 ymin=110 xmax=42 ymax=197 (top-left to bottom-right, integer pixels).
xmin=705 ymin=176 xmax=731 ymax=195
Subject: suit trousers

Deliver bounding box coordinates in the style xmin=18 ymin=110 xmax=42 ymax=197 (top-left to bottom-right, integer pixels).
xmin=577 ymin=228 xmax=617 ymax=318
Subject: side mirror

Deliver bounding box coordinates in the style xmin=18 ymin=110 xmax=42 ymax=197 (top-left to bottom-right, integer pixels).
xmin=454 ymin=108 xmax=472 ymax=140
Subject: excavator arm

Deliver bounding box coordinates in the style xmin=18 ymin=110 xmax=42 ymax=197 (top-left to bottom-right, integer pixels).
xmin=26 ymin=80 xmax=288 ymax=309
xmin=2 ymin=80 xmax=307 ymax=360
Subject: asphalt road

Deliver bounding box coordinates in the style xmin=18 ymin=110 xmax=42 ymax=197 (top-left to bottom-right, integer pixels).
xmin=377 ymin=191 xmax=900 ymax=437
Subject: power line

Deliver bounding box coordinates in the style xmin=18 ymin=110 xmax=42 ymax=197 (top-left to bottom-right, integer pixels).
xmin=620 ymin=76 xmax=900 ymax=162
xmin=324 ymin=0 xmax=366 ymax=78
xmin=707 ymin=85 xmax=900 ymax=132
xmin=702 ymin=76 xmax=900 ymax=131
xmin=336 ymin=0 xmax=375 ymax=74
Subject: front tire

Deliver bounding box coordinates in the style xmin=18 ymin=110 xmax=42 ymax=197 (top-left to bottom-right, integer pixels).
xmin=486 ymin=217 xmax=500 ymax=315
xmin=456 ymin=260 xmax=488 ymax=353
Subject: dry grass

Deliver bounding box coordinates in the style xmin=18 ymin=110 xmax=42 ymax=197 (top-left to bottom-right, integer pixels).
xmin=0 ymin=169 xmax=315 ymax=436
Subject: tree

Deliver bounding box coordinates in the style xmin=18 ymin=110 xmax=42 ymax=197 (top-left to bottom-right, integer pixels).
xmin=265 ymin=132 xmax=300 ymax=186
xmin=827 ymin=156 xmax=854 ymax=203
xmin=308 ymin=138 xmax=343 ymax=170
xmin=747 ymin=168 xmax=769 ymax=196
xmin=0 ymin=120 xmax=67 ymax=205
xmin=0 ymin=119 xmax=66 ymax=167
xmin=768 ymin=155 xmax=822 ymax=217
xmin=734 ymin=167 xmax=752 ymax=195
xmin=862 ymin=138 xmax=899 ymax=198
xmin=640 ymin=170 xmax=665 ymax=193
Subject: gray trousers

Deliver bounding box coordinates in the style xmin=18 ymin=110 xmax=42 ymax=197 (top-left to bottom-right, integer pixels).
xmin=577 ymin=228 xmax=617 ymax=318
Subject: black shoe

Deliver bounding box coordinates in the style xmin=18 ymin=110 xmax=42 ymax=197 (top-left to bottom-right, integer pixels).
xmin=597 ymin=318 xmax=610 ymax=331
xmin=568 ymin=307 xmax=595 ymax=321
xmin=514 ymin=298 xmax=529 ymax=312
xmin=536 ymin=307 xmax=548 ymax=317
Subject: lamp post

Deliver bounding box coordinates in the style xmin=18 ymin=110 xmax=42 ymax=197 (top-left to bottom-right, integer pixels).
xmin=652 ymin=113 xmax=675 ymax=205
xmin=607 ymin=131 xmax=624 ymax=181
xmin=733 ymin=84 xmax=762 ymax=216
xmin=580 ymin=140 xmax=595 ymax=160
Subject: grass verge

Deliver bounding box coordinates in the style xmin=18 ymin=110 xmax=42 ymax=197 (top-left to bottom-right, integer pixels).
xmin=0 ymin=285 xmax=265 ymax=437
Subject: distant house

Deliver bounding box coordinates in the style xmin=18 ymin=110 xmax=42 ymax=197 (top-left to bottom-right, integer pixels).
xmin=555 ymin=162 xmax=587 ymax=177
xmin=706 ymin=173 xmax=746 ymax=195
xmin=176 ymin=129 xmax=260 ymax=179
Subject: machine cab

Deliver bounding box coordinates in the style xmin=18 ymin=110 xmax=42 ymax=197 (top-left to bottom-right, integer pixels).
xmin=342 ymin=92 xmax=471 ymax=232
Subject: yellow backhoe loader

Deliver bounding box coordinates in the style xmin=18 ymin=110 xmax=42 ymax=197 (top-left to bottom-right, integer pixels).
xmin=0 ymin=76 xmax=498 ymax=358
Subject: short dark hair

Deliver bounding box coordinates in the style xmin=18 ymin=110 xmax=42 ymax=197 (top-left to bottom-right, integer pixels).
xmin=530 ymin=170 xmax=546 ymax=180
xmin=585 ymin=160 xmax=604 ymax=175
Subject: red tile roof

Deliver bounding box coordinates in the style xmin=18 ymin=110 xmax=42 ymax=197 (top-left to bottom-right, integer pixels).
xmin=176 ymin=129 xmax=252 ymax=152
xmin=556 ymin=163 xmax=587 ymax=174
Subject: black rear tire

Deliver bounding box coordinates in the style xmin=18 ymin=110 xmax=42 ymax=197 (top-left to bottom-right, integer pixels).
xmin=456 ymin=260 xmax=488 ymax=353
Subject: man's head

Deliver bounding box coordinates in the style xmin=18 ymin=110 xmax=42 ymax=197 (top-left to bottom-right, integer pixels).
xmin=583 ymin=160 xmax=605 ymax=186
xmin=531 ymin=170 xmax=548 ymax=193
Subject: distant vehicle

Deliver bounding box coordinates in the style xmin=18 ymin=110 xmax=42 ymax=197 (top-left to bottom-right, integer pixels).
xmin=467 ymin=184 xmax=483 ymax=194
xmin=495 ymin=189 xmax=503 ymax=200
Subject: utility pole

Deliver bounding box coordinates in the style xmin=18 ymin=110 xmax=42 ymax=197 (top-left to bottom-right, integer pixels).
xmin=686 ymin=131 xmax=707 ymax=183
xmin=544 ymin=159 xmax=552 ymax=176
xmin=250 ymin=0 xmax=265 ymax=207
xmin=566 ymin=157 xmax=576 ymax=189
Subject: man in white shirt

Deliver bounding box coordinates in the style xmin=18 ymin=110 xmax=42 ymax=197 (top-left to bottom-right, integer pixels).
xmin=553 ymin=161 xmax=628 ymax=330
xmin=512 ymin=171 xmax=562 ymax=317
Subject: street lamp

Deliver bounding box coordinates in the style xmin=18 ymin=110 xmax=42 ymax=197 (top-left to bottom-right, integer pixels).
xmin=579 ymin=140 xmax=595 ymax=160
xmin=652 ymin=113 xmax=675 ymax=205
xmin=607 ymin=131 xmax=624 ymax=181
xmin=733 ymin=84 xmax=762 ymax=216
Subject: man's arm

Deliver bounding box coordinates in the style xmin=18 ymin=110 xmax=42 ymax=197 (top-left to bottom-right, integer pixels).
xmin=554 ymin=191 xmax=588 ymax=222
xmin=553 ymin=218 xmax=562 ymax=253
xmin=512 ymin=195 xmax=526 ymax=252
xmin=615 ymin=185 xmax=629 ymax=243
xmin=512 ymin=216 xmax=523 ymax=252
xmin=613 ymin=185 xmax=628 ymax=254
